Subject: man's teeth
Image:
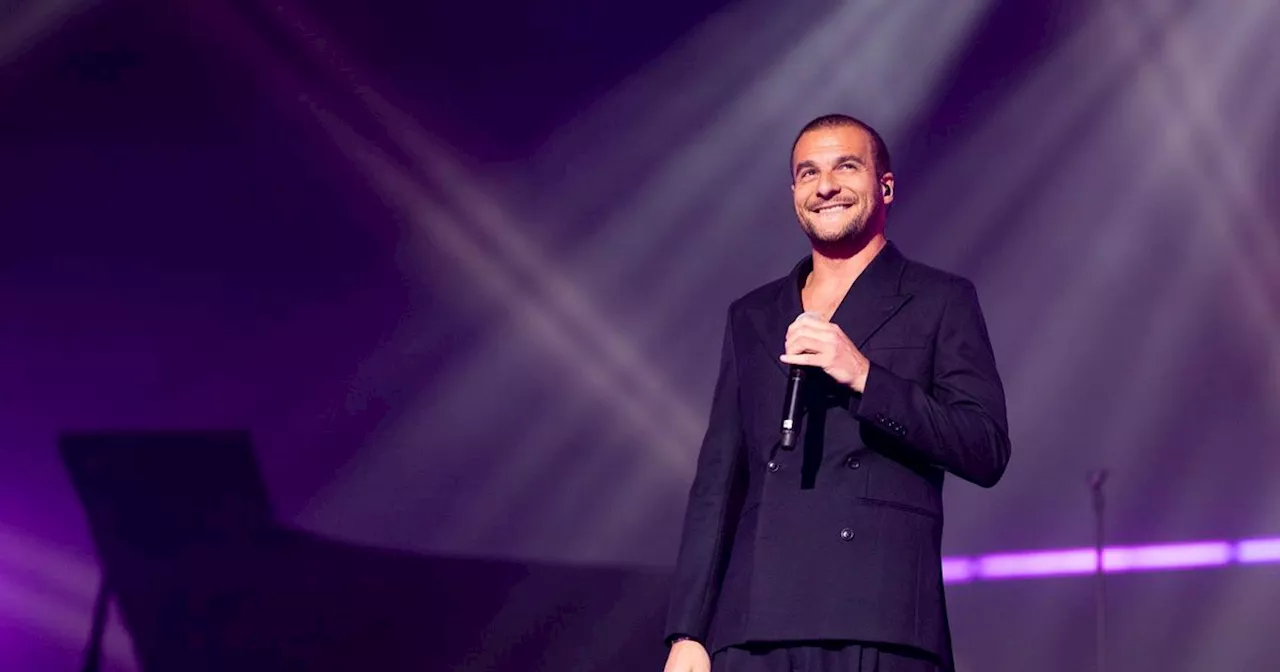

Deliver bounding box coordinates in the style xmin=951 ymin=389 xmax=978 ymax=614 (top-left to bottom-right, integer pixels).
xmin=817 ymin=205 xmax=849 ymax=212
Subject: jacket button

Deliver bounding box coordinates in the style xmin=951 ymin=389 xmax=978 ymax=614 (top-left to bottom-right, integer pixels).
xmin=839 ymin=528 xmax=854 ymax=541
xmin=767 ymin=461 xmax=780 ymax=472
xmin=846 ymin=457 xmax=860 ymax=469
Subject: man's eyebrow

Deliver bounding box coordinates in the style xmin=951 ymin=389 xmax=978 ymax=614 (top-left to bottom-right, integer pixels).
xmin=793 ymin=155 xmax=866 ymax=175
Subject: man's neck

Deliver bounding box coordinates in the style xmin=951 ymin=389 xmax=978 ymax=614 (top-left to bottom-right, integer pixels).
xmin=807 ymin=232 xmax=888 ymax=291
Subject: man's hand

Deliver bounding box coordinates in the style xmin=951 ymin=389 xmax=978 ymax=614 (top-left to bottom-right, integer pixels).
xmin=663 ymin=640 xmax=711 ymax=672
xmin=780 ymin=313 xmax=871 ymax=392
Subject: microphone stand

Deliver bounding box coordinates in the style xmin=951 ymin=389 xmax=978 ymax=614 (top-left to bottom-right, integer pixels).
xmin=81 ymin=574 xmax=111 ymax=672
xmin=1087 ymin=469 xmax=1109 ymax=672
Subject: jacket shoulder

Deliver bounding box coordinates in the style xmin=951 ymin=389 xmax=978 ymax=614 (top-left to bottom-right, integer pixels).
xmin=898 ymin=254 xmax=977 ymax=296
xmin=727 ymin=274 xmax=789 ymax=316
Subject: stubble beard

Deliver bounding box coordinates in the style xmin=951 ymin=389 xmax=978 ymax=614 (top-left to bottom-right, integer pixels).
xmin=798 ymin=203 xmax=873 ymax=246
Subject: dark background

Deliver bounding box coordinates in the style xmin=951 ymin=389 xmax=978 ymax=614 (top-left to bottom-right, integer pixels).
xmin=3 ymin=0 xmax=1279 ymax=669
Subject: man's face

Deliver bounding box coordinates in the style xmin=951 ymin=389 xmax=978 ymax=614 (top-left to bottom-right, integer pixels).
xmin=790 ymin=125 xmax=893 ymax=245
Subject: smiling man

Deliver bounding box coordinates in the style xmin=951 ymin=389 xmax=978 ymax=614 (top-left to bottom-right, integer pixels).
xmin=661 ymin=114 xmax=1012 ymax=672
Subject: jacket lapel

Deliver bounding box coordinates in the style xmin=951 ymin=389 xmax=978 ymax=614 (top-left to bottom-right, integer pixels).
xmin=747 ymin=241 xmax=912 ymax=378
xmin=830 ymin=243 xmax=913 ymax=349
xmin=744 ymin=258 xmax=806 ymax=378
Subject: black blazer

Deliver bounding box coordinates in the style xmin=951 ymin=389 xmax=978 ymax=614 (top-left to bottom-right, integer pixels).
xmin=664 ymin=242 xmax=1010 ymax=667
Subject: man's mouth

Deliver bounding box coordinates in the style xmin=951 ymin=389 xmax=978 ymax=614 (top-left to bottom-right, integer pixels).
xmin=813 ymin=203 xmax=852 ymax=214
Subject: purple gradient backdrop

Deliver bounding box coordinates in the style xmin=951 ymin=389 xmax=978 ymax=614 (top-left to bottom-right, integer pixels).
xmin=3 ymin=0 xmax=1280 ymax=670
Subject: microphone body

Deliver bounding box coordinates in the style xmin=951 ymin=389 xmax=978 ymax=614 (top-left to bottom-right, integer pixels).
xmin=779 ymin=365 xmax=805 ymax=450
xmin=779 ymin=311 xmax=825 ymax=450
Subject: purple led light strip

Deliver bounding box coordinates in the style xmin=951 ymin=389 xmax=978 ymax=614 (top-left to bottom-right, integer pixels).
xmin=942 ymin=537 xmax=1280 ymax=584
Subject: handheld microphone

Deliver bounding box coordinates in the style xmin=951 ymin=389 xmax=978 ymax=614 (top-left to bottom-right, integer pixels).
xmin=779 ymin=312 xmax=824 ymax=450
xmin=780 ymin=366 xmax=806 ymax=450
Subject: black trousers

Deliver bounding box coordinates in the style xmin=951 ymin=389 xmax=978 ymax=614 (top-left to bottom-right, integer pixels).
xmin=711 ymin=641 xmax=941 ymax=672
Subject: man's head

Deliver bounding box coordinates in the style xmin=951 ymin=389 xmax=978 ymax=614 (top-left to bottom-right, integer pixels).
xmin=790 ymin=114 xmax=894 ymax=247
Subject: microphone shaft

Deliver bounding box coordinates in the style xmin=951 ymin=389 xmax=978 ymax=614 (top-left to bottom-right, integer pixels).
xmin=780 ymin=366 xmax=805 ymax=449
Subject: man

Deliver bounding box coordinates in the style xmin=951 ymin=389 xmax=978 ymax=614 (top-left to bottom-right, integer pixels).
xmin=661 ymin=114 xmax=1011 ymax=672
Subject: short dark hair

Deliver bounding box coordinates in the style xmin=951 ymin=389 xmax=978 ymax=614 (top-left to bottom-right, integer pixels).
xmin=791 ymin=114 xmax=892 ymax=178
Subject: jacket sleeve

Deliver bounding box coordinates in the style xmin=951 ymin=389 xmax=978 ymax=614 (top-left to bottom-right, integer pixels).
xmin=664 ymin=307 xmax=745 ymax=644
xmin=854 ymin=278 xmax=1011 ymax=487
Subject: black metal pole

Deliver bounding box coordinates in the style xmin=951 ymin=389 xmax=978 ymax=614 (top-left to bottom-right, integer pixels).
xmin=81 ymin=575 xmax=111 ymax=672
xmin=1088 ymin=469 xmax=1109 ymax=672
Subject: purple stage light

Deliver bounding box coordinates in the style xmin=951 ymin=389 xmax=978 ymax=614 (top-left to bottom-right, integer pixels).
xmin=1101 ymin=542 xmax=1232 ymax=573
xmin=977 ymin=548 xmax=1098 ymax=580
xmin=941 ymin=557 xmax=976 ymax=584
xmin=1236 ymin=538 xmax=1280 ymax=564
xmin=942 ymin=537 xmax=1279 ymax=583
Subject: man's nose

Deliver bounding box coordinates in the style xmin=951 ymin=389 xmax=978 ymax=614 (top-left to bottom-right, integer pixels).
xmin=816 ymin=172 xmax=839 ymax=198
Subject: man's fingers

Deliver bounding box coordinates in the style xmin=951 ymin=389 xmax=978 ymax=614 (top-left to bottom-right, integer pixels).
xmin=780 ymin=353 xmax=821 ymax=366
xmin=788 ymin=317 xmax=830 ymax=332
xmin=787 ymin=321 xmax=838 ymax=343
xmin=785 ymin=335 xmax=827 ymax=355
